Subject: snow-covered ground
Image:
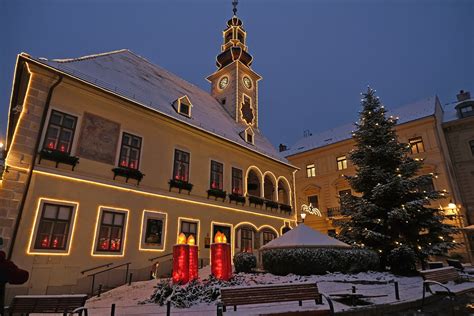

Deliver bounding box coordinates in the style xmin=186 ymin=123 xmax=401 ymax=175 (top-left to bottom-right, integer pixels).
xmin=82 ymin=266 xmax=474 ymax=316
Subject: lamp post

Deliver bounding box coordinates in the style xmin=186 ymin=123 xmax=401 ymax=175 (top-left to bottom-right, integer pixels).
xmin=300 ymin=212 xmax=306 ymax=223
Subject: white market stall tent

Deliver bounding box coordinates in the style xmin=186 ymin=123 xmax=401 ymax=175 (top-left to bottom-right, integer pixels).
xmin=260 ymin=224 xmax=350 ymax=250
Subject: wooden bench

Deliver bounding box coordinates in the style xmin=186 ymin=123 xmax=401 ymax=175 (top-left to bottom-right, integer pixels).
xmin=217 ymin=283 xmax=333 ymax=315
xmin=419 ymin=266 xmax=473 ymax=312
xmin=447 ymin=259 xmax=474 ymax=274
xmin=5 ymin=294 xmax=88 ymax=315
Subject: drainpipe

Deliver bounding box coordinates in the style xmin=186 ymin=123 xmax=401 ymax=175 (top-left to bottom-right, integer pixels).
xmin=7 ymin=68 xmax=63 ymax=260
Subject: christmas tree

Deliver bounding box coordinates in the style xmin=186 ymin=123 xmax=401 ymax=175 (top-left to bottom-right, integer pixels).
xmin=336 ymin=87 xmax=458 ymax=274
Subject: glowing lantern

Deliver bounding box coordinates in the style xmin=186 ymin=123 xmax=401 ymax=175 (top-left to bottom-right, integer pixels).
xmin=187 ymin=234 xmax=195 ymax=246
xmin=172 ymin=243 xmax=189 ymax=284
xmin=211 ymin=231 xmax=232 ymax=281
xmin=177 ymin=233 xmax=187 ymax=244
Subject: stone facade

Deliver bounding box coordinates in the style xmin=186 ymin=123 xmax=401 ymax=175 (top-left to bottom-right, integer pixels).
xmin=0 ymin=64 xmax=59 ymax=253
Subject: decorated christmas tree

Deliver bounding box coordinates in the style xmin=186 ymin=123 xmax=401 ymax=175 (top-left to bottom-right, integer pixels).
xmin=336 ymin=87 xmax=458 ymax=274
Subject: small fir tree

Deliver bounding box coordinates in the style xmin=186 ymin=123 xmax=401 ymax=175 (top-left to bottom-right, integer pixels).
xmin=336 ymin=88 xmax=458 ymax=273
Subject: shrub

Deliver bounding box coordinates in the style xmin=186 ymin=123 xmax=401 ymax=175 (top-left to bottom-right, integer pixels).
xmin=387 ymin=246 xmax=417 ymax=275
xmin=234 ymin=252 xmax=257 ymax=273
xmin=262 ymin=248 xmax=379 ymax=275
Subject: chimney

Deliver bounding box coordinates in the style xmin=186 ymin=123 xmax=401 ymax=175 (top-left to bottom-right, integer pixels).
xmin=279 ymin=144 xmax=287 ymax=152
xmin=456 ymin=90 xmax=471 ymax=102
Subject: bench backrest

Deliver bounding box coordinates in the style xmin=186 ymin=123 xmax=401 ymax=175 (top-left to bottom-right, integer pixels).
xmin=9 ymin=295 xmax=88 ymax=313
xmin=221 ymin=283 xmax=319 ymax=305
xmin=447 ymin=259 xmax=464 ymax=270
xmin=420 ymin=266 xmax=460 ymax=284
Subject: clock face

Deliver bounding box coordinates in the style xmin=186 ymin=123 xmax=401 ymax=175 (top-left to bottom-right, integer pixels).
xmin=219 ymin=76 xmax=229 ymax=89
xmin=243 ymin=76 xmax=252 ymax=89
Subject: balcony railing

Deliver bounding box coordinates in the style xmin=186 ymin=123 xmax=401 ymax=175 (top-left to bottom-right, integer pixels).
xmin=326 ymin=207 xmax=343 ymax=218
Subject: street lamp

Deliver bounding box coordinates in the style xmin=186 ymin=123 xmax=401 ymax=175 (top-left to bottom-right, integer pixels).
xmin=300 ymin=212 xmax=306 ymax=223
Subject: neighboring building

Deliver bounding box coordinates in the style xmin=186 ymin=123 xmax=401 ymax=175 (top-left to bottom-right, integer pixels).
xmin=0 ymin=12 xmax=297 ymax=297
xmin=283 ymin=96 xmax=467 ymax=251
xmin=443 ymin=90 xmax=474 ymax=260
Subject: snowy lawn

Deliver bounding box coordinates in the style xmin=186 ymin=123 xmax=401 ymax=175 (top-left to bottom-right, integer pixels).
xmin=83 ymin=267 xmax=474 ymax=315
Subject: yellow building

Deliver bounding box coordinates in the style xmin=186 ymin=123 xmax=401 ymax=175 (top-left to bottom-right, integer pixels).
xmin=0 ymin=13 xmax=297 ymax=298
xmin=284 ymin=96 xmax=467 ymax=250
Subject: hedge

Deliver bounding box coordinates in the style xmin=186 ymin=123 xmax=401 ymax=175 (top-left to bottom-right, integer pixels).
xmin=234 ymin=252 xmax=257 ymax=273
xmin=262 ymin=248 xmax=379 ymax=275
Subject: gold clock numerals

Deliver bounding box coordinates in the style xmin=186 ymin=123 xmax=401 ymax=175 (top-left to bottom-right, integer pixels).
xmin=219 ymin=76 xmax=229 ymax=89
xmin=243 ymin=76 xmax=252 ymax=89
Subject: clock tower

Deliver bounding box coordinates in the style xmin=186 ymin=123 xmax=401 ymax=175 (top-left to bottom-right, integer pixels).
xmin=207 ymin=2 xmax=262 ymax=128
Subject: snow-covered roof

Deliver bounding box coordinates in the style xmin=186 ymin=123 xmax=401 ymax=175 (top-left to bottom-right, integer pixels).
xmin=285 ymin=96 xmax=438 ymax=157
xmin=27 ymin=50 xmax=289 ymax=165
xmin=260 ymin=224 xmax=350 ymax=249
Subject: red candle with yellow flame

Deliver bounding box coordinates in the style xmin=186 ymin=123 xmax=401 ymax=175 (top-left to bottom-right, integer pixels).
xmin=172 ymin=233 xmax=189 ymax=284
xmin=187 ymin=235 xmax=198 ymax=281
xmin=211 ymin=231 xmax=232 ymax=281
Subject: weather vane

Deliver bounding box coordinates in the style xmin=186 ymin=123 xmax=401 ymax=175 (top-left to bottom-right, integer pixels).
xmin=232 ymin=0 xmax=238 ymax=16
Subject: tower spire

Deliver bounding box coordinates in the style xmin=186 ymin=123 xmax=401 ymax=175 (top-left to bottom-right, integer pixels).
xmin=232 ymin=0 xmax=238 ymax=16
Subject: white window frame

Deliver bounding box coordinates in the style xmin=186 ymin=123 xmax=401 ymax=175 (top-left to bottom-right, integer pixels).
xmin=91 ymin=206 xmax=129 ymax=257
xmin=139 ymin=210 xmax=167 ymax=252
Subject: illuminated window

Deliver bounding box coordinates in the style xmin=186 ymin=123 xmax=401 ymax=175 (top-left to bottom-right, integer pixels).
xmin=141 ymin=211 xmax=165 ymax=250
xmin=307 ymin=195 xmax=319 ymax=209
xmin=119 ymin=132 xmax=142 ymax=169
xmin=470 ymin=140 xmax=474 ymax=156
xmin=180 ymin=220 xmax=198 ymax=244
xmin=262 ymin=230 xmax=276 ymax=245
xmin=337 ymin=156 xmax=347 ymax=170
xmin=173 ymin=149 xmax=190 ymax=182
xmin=232 ymin=167 xmax=243 ymax=195
xmin=306 ymin=164 xmax=316 ymax=177
xmin=34 ymin=203 xmax=73 ymax=250
xmin=210 ymin=160 xmax=224 ymax=190
xmin=244 ymin=127 xmax=254 ymax=145
xmin=43 ymin=110 xmax=77 ymax=154
xmin=96 ymin=210 xmax=126 ymax=252
xmin=241 ymin=228 xmax=253 ymax=252
xmin=409 ymin=137 xmax=425 ymax=154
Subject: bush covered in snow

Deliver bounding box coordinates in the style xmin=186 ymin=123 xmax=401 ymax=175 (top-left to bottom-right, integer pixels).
xmin=262 ymin=248 xmax=379 ymax=275
xmin=387 ymin=246 xmax=417 ymax=275
xmin=147 ymin=276 xmax=245 ymax=308
xmin=233 ymin=252 xmax=257 ymax=273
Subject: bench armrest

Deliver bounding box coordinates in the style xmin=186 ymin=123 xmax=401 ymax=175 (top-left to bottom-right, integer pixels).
xmin=320 ymin=293 xmax=335 ymax=316
xmin=71 ymin=306 xmax=88 ymax=315
xmin=423 ymin=280 xmax=453 ymax=295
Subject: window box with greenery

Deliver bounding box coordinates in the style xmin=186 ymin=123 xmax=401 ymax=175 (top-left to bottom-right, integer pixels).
xmin=264 ymin=200 xmax=279 ymax=211
xmin=112 ymin=166 xmax=145 ymax=184
xmin=169 ymin=179 xmax=193 ymax=194
xmin=248 ymin=195 xmax=264 ymax=208
xmin=207 ymin=188 xmax=226 ymax=201
xmin=229 ymin=193 xmax=246 ymax=205
xmin=279 ymin=203 xmax=292 ymax=214
xmin=39 ymin=149 xmax=80 ymax=170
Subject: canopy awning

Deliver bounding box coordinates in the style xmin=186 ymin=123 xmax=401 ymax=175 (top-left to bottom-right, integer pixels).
xmin=260 ymin=224 xmax=350 ymax=250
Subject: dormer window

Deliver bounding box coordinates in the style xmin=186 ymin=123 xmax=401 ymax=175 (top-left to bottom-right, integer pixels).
xmin=174 ymin=95 xmax=193 ymax=117
xmin=244 ymin=127 xmax=254 ymax=145
xmin=459 ymin=104 xmax=474 ymax=118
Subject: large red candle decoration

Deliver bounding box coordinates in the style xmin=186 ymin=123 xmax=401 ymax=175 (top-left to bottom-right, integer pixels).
xmin=211 ymin=232 xmax=232 ymax=281
xmin=172 ymin=233 xmax=189 ymax=284
xmin=188 ymin=235 xmax=198 ymax=281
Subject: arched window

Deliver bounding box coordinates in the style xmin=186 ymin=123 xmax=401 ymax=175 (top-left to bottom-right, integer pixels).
xmin=264 ymin=175 xmax=275 ymax=201
xmin=247 ymin=170 xmax=261 ymax=197
xmin=277 ymin=179 xmax=290 ymax=205
xmin=261 ymin=229 xmax=277 ymax=245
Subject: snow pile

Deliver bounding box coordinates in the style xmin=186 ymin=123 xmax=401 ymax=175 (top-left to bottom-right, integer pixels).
xmin=85 ymin=271 xmax=474 ymax=316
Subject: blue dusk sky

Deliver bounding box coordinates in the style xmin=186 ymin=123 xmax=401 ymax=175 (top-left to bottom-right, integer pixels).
xmin=0 ymin=0 xmax=472 ymax=148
